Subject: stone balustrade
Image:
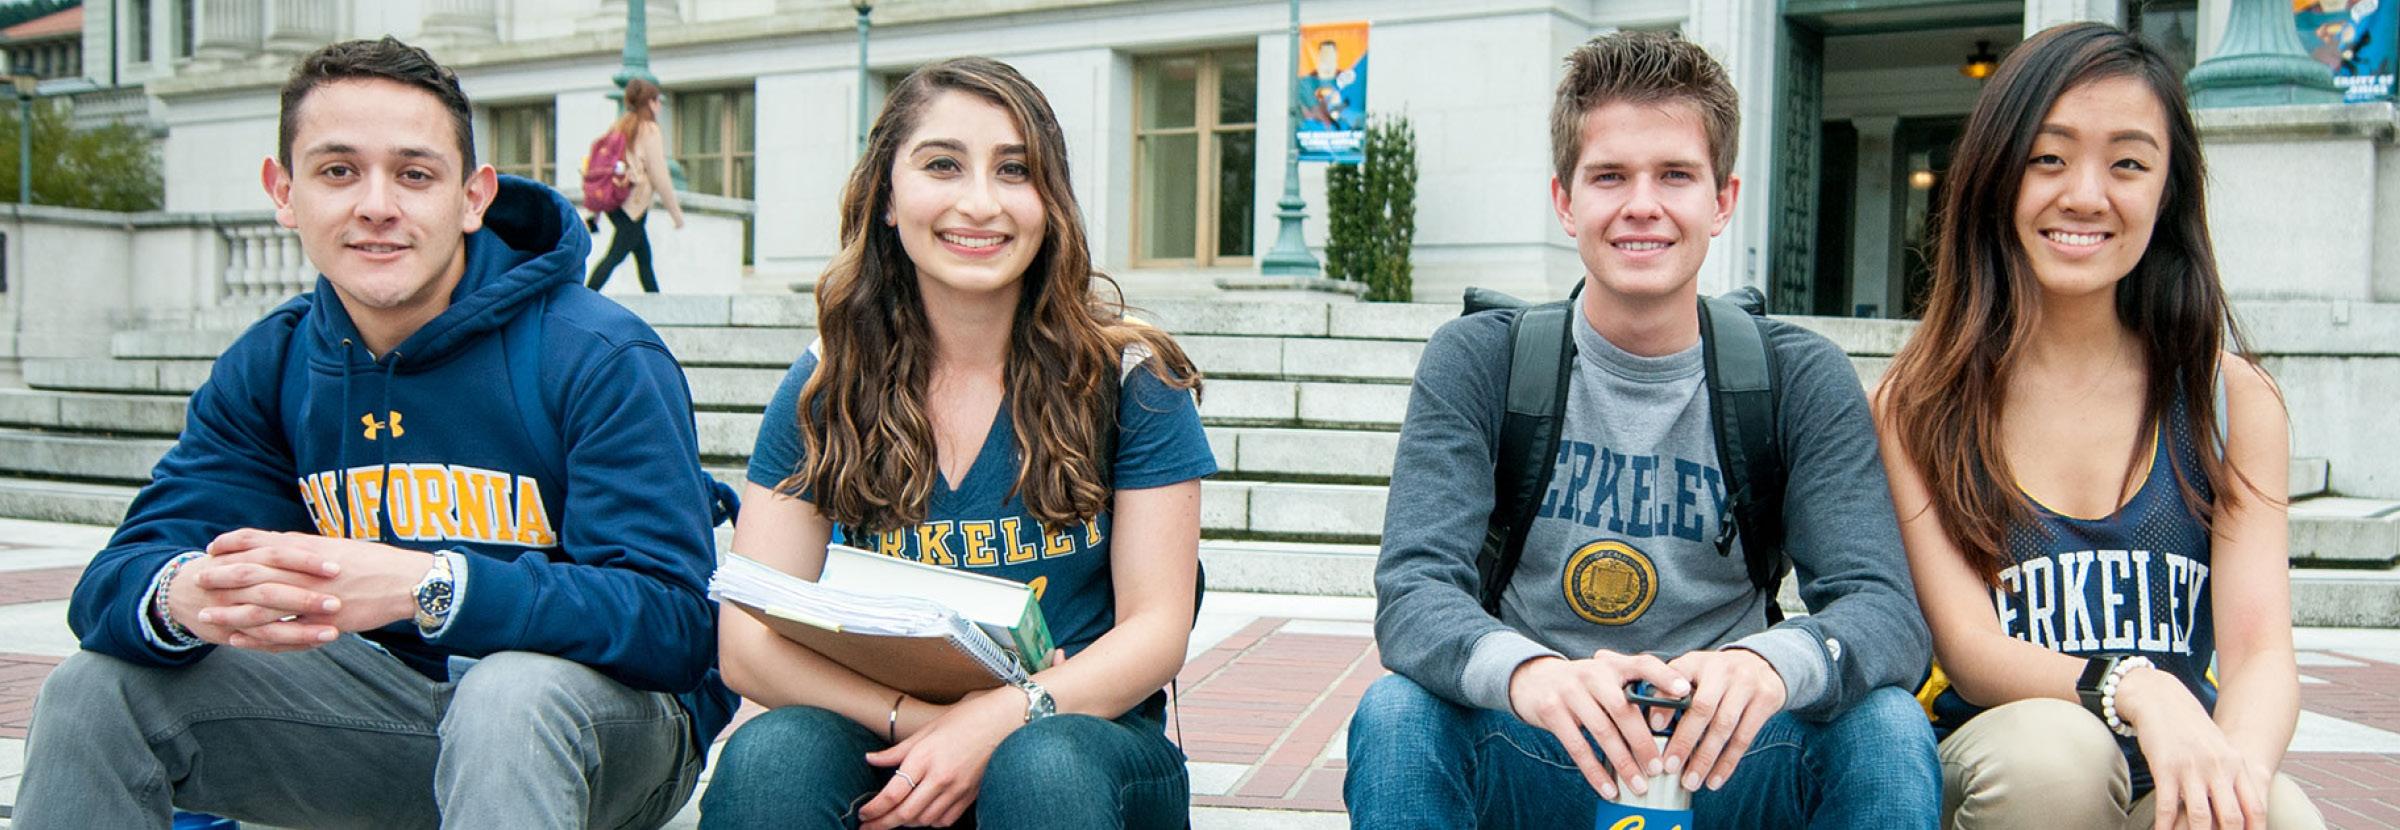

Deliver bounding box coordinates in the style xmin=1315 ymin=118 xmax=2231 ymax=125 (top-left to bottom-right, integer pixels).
xmin=0 ymin=186 xmax=755 ymax=368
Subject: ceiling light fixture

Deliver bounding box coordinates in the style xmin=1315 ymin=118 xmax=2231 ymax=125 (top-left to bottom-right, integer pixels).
xmin=1961 ymin=40 xmax=1999 ymax=80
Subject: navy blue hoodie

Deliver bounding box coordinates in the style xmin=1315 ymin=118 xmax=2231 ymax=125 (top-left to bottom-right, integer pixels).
xmin=67 ymin=175 xmax=735 ymax=752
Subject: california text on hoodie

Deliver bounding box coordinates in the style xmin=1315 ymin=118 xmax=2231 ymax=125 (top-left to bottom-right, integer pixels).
xmin=64 ymin=175 xmax=737 ymax=754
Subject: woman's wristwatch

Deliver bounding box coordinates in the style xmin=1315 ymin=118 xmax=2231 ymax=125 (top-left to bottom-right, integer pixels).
xmin=1015 ymin=678 xmax=1055 ymax=723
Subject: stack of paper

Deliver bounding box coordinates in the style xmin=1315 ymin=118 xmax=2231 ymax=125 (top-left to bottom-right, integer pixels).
xmin=710 ymin=548 xmax=1048 ymax=702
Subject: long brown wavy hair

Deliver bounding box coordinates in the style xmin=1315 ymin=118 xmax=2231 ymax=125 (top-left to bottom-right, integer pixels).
xmin=786 ymin=57 xmax=1202 ymax=534
xmin=1881 ymin=22 xmax=2265 ymax=584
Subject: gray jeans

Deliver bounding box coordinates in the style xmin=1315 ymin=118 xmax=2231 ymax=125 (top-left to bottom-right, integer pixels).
xmin=14 ymin=636 xmax=699 ymax=830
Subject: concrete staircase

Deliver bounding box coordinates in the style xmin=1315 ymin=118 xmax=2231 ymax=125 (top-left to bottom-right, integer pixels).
xmin=2 ymin=294 xmax=2395 ymax=624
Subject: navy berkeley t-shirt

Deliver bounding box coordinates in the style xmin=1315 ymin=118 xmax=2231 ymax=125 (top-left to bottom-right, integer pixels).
xmin=747 ymin=348 xmax=1217 ymax=656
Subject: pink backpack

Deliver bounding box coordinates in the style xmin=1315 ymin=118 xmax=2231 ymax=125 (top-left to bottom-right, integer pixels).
xmin=581 ymin=130 xmax=632 ymax=213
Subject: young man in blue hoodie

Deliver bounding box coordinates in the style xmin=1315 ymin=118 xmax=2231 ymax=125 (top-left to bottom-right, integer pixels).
xmin=1343 ymin=32 xmax=1938 ymax=828
xmin=14 ymin=38 xmax=735 ymax=829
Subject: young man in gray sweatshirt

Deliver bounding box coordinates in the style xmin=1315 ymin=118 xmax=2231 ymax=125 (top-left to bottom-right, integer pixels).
xmin=1342 ymin=31 xmax=1939 ymax=828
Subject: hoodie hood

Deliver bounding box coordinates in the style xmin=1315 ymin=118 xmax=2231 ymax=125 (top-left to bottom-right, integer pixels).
xmin=306 ymin=174 xmax=590 ymax=370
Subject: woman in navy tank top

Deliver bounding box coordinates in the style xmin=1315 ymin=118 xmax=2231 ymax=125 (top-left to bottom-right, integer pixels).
xmin=1874 ymin=22 xmax=2322 ymax=830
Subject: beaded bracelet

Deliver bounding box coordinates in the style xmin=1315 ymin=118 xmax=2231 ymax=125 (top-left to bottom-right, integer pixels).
xmin=151 ymin=551 xmax=208 ymax=649
xmin=2098 ymin=655 xmax=2154 ymax=738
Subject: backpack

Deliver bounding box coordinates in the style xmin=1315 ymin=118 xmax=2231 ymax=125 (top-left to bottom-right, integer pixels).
xmin=580 ymin=130 xmax=633 ymax=214
xmin=1464 ymin=284 xmax=1792 ymax=623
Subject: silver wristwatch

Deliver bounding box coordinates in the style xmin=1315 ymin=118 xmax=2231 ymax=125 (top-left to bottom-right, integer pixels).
xmin=412 ymin=553 xmax=457 ymax=636
xmin=1016 ymin=677 xmax=1055 ymax=723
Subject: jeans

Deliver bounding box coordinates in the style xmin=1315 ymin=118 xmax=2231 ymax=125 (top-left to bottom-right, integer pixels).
xmin=14 ymin=636 xmax=698 ymax=830
xmin=701 ymin=703 xmax=1190 ymax=829
xmin=588 ymin=208 xmax=657 ymax=293
xmin=1342 ymin=673 xmax=1940 ymax=829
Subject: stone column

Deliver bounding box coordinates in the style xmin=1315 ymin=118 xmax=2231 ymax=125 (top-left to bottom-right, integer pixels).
xmin=2023 ymin=0 xmax=2123 ymax=37
xmin=193 ymin=0 xmax=264 ymax=66
xmin=422 ymin=0 xmax=501 ymax=45
xmin=1683 ymin=0 xmax=1778 ymax=297
xmin=1848 ymin=116 xmax=1898 ymax=318
xmin=262 ymin=0 xmax=341 ymax=58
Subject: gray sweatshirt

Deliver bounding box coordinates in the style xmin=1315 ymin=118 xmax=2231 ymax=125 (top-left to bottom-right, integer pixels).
xmin=1371 ymin=302 xmax=1929 ymax=720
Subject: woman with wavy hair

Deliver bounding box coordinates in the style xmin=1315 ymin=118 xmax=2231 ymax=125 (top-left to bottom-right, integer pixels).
xmin=699 ymin=57 xmax=1212 ymax=830
xmin=1874 ymin=22 xmax=2321 ymax=830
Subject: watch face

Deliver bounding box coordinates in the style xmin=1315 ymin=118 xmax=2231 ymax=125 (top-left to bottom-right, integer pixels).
xmin=416 ymin=580 xmax=454 ymax=616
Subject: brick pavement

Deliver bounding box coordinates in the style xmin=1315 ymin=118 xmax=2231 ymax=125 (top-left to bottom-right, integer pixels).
xmin=4 ymin=560 xmax=2400 ymax=827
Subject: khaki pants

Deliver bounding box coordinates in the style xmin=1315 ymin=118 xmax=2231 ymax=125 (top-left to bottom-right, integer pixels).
xmin=1940 ymin=697 xmax=2324 ymax=829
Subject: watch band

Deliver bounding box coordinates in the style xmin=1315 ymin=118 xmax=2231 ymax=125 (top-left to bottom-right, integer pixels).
xmin=412 ymin=553 xmax=457 ymax=635
xmin=2075 ymin=655 xmax=2119 ymax=720
xmin=1017 ymin=678 xmax=1055 ymax=723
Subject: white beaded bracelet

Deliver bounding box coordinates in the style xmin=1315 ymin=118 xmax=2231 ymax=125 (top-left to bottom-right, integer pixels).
xmin=2098 ymin=655 xmax=2154 ymax=738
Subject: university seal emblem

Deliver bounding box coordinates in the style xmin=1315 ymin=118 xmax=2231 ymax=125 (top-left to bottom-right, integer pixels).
xmin=1563 ymin=539 xmax=1657 ymax=625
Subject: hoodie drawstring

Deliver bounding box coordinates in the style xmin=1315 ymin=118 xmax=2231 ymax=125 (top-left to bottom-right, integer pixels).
xmin=377 ymin=351 xmax=401 ymax=543
xmin=337 ymin=338 xmax=358 ymax=539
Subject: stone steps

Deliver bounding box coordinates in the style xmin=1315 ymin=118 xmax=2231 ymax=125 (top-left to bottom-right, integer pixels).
xmin=0 ymin=389 xmax=187 ymax=436
xmin=2 ymin=296 xmax=2383 ymax=617
xmin=0 ymin=429 xmax=167 ymax=484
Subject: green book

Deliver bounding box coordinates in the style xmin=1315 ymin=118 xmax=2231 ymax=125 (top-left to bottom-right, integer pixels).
xmin=815 ymin=543 xmax=1055 ymax=673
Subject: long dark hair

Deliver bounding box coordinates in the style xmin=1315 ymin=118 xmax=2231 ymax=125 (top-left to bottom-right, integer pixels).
xmin=788 ymin=57 xmax=1201 ymax=534
xmin=1882 ymin=22 xmax=2263 ymax=583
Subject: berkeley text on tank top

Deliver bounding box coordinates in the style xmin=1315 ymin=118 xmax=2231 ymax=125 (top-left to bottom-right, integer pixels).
xmin=1929 ymin=393 xmax=2218 ymax=792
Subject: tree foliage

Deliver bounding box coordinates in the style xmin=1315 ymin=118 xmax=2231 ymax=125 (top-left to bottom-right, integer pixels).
xmin=0 ymin=98 xmax=164 ymax=211
xmin=1323 ymin=114 xmax=1417 ymax=302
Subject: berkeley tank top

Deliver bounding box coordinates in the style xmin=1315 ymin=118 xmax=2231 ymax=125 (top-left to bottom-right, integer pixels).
xmin=1927 ymin=391 xmax=2219 ymax=793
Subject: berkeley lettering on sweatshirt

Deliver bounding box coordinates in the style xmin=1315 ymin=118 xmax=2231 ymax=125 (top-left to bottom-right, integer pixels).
xmin=1991 ymin=549 xmax=2210 ymax=655
xmin=295 ymin=463 xmax=556 ymax=547
xmin=1534 ymin=439 xmax=1727 ymax=543
xmin=848 ymin=516 xmax=1104 ymax=571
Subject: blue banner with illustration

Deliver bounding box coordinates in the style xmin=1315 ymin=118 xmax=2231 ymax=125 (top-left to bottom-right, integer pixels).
xmin=1296 ymin=21 xmax=1369 ymax=163
xmin=2297 ymin=0 xmax=2398 ymax=103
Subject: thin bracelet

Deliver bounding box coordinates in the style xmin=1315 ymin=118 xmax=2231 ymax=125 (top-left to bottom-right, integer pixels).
xmin=888 ymin=692 xmax=906 ymax=743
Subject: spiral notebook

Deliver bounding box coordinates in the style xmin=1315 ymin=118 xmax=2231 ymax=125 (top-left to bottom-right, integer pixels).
xmin=710 ymin=548 xmax=1053 ymax=703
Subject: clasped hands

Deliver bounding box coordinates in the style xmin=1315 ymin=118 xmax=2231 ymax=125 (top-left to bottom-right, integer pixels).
xmin=165 ymin=529 xmax=436 ymax=652
xmin=1507 ymin=647 xmax=1786 ymax=800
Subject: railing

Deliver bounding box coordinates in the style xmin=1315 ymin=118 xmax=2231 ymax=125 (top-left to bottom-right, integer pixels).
xmin=216 ymin=222 xmax=311 ymax=302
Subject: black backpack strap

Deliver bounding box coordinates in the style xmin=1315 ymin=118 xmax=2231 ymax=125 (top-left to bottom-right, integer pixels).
xmin=1698 ymin=289 xmax=1789 ymax=622
xmin=1475 ymin=299 xmax=1577 ymax=615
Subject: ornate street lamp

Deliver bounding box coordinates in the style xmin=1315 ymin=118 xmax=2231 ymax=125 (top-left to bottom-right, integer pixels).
xmin=2187 ymin=0 xmax=2340 ymax=108
xmin=1257 ymin=0 xmax=1321 ymax=278
xmin=12 ymin=71 xmax=34 ymax=205
xmin=854 ymin=0 xmax=874 ymax=154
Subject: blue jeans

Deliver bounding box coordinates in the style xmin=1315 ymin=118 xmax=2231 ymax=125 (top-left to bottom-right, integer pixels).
xmin=1342 ymin=674 xmax=1939 ymax=829
xmin=700 ymin=702 xmax=1190 ymax=829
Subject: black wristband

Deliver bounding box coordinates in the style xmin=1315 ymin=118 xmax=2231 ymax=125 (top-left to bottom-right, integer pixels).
xmin=2074 ymin=656 xmax=2119 ymax=719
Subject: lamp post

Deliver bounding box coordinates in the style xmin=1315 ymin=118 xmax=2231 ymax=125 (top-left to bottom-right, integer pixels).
xmin=12 ymin=73 xmax=33 ymax=205
xmin=853 ymin=0 xmax=874 ymax=154
xmin=1257 ymin=0 xmax=1321 ymax=277
xmin=610 ymin=0 xmax=659 ymax=92
xmin=2186 ymin=0 xmax=2340 ymax=108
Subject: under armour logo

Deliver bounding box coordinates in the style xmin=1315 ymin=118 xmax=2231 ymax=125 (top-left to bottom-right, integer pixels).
xmin=361 ymin=411 xmax=405 ymax=440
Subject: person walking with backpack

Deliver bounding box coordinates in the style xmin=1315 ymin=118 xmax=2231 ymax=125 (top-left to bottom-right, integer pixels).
xmin=1342 ymin=31 xmax=1937 ymax=829
xmin=1876 ymin=23 xmax=2322 ymax=829
xmin=584 ymin=78 xmax=685 ymax=293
